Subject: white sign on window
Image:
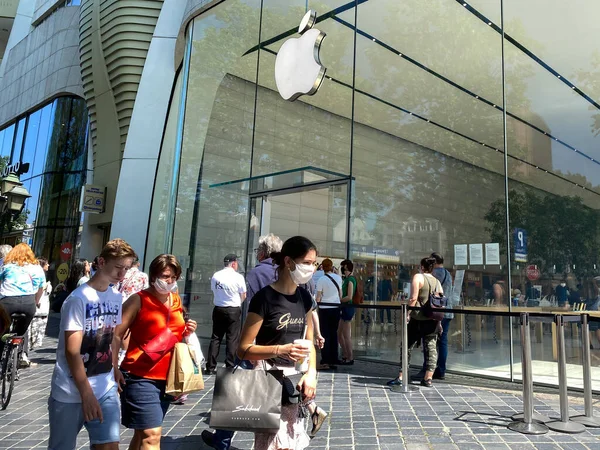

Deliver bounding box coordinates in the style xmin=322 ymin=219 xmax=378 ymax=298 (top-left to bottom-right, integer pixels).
xmin=469 ymin=244 xmax=483 ymax=265
xmin=454 ymin=244 xmax=468 ymax=266
xmin=485 ymin=243 xmax=500 ymax=265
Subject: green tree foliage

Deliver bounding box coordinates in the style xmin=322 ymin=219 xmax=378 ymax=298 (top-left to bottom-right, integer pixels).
xmin=485 ymin=189 xmax=600 ymax=278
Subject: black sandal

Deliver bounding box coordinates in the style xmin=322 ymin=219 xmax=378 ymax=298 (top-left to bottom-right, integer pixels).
xmin=420 ymin=378 xmax=433 ymax=387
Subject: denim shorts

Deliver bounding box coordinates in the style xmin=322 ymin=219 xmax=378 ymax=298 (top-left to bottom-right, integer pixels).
xmin=48 ymin=386 xmax=120 ymax=449
xmin=120 ymin=372 xmax=170 ymax=430
xmin=341 ymin=306 xmax=355 ymax=321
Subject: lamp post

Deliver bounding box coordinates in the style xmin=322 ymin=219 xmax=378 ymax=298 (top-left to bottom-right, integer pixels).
xmin=0 ymin=171 xmax=31 ymax=240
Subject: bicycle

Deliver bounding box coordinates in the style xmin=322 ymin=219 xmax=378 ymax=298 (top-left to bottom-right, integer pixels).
xmin=0 ymin=313 xmax=27 ymax=410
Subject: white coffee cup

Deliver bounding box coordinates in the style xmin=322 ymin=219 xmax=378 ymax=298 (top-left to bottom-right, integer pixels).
xmin=293 ymin=339 xmax=311 ymax=372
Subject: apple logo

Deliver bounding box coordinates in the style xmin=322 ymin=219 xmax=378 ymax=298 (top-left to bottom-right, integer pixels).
xmin=275 ymin=10 xmax=327 ymax=101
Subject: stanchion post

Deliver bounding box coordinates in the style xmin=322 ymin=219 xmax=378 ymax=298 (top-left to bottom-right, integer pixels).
xmin=391 ymin=303 xmax=417 ymax=394
xmin=547 ymin=315 xmax=586 ymax=434
xmin=509 ymin=313 xmax=549 ymax=434
xmin=572 ymin=314 xmax=600 ymax=428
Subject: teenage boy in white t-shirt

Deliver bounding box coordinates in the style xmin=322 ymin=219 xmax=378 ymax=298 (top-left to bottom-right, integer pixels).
xmin=48 ymin=239 xmax=137 ymax=450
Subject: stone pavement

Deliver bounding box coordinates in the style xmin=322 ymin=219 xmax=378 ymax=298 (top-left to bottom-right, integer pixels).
xmin=0 ymin=315 xmax=599 ymax=449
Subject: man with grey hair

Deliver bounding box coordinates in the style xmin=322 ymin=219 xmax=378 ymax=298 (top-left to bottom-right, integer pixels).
xmin=246 ymin=233 xmax=282 ymax=303
xmin=0 ymin=244 xmax=12 ymax=267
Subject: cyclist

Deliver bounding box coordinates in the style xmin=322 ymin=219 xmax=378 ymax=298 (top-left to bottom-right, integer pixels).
xmin=0 ymin=244 xmax=45 ymax=363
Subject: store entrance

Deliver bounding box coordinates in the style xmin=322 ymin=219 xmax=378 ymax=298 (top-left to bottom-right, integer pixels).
xmin=246 ymin=181 xmax=349 ymax=270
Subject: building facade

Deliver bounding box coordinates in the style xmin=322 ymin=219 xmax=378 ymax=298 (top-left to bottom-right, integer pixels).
xmin=2 ymin=0 xmax=600 ymax=390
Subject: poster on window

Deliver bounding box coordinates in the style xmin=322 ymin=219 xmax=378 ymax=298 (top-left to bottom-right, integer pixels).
xmin=485 ymin=243 xmax=500 ymax=265
xmin=454 ymin=244 xmax=468 ymax=266
xmin=469 ymin=244 xmax=483 ymax=265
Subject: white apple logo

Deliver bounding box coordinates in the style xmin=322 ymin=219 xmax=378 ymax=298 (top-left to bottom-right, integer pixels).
xmin=275 ymin=10 xmax=327 ymax=101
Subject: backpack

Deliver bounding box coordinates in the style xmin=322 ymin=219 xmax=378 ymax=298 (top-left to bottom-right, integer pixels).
xmin=421 ymin=275 xmax=447 ymax=321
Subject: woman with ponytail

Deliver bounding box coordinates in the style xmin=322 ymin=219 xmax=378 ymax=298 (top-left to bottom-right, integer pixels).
xmin=387 ymin=256 xmax=443 ymax=388
xmin=237 ymin=236 xmax=318 ymax=450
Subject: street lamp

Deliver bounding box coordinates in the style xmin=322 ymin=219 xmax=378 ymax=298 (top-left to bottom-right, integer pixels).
xmin=5 ymin=184 xmax=31 ymax=214
xmin=1 ymin=173 xmax=21 ymax=198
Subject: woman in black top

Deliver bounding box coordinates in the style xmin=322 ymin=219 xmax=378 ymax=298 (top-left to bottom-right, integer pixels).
xmin=237 ymin=236 xmax=318 ymax=450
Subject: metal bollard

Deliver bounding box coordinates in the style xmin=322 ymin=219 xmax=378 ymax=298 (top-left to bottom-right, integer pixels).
xmin=547 ymin=315 xmax=586 ymax=433
xmin=571 ymin=314 xmax=600 ymax=428
xmin=391 ymin=303 xmax=418 ymax=394
xmin=508 ymin=313 xmax=549 ymax=434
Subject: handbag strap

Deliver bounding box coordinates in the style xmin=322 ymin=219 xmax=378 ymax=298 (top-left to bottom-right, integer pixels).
xmin=324 ymin=273 xmax=341 ymax=295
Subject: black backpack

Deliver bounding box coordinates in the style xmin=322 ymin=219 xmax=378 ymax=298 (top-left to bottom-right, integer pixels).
xmin=421 ymin=275 xmax=448 ymax=321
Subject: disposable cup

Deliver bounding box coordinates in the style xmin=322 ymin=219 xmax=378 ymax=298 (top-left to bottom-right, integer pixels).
xmin=293 ymin=339 xmax=311 ymax=372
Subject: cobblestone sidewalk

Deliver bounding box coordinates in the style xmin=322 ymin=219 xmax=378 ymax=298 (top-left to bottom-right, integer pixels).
xmin=0 ymin=315 xmax=599 ymax=449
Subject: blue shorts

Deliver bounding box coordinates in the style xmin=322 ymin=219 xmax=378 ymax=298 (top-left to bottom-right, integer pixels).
xmin=120 ymin=372 xmax=170 ymax=430
xmin=48 ymin=386 xmax=120 ymax=449
xmin=341 ymin=306 xmax=355 ymax=321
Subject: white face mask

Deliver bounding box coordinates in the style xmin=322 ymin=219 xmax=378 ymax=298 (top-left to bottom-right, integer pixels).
xmin=289 ymin=263 xmax=314 ymax=286
xmin=154 ymin=278 xmax=178 ymax=294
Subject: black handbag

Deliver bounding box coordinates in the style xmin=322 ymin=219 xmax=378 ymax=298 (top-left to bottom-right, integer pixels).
xmin=270 ymin=370 xmax=303 ymax=405
xmin=209 ymin=366 xmax=282 ymax=433
xmin=422 ymin=275 xmax=448 ymax=321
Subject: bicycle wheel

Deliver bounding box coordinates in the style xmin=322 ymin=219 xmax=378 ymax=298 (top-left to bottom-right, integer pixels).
xmin=1 ymin=345 xmax=17 ymax=410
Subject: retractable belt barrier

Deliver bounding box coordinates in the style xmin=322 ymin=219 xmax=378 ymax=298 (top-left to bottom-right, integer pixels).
xmin=571 ymin=314 xmax=600 ymax=428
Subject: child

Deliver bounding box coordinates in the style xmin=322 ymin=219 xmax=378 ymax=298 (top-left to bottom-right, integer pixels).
xmin=48 ymin=239 xmax=137 ymax=450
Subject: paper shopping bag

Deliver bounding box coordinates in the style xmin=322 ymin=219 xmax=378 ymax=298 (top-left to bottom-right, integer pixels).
xmin=209 ymin=367 xmax=282 ymax=433
xmin=166 ymin=342 xmax=204 ymax=395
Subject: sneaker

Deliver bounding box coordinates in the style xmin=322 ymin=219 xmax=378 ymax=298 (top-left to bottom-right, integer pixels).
xmin=386 ymin=377 xmax=402 ymax=387
xmin=201 ymin=430 xmax=217 ymax=449
xmin=18 ymin=355 xmax=31 ymax=369
xmin=310 ymin=407 xmax=328 ymax=438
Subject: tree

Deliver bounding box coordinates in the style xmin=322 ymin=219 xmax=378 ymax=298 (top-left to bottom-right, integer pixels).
xmin=485 ymin=189 xmax=600 ymax=278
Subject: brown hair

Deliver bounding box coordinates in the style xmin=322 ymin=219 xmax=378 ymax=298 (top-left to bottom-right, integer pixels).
xmin=148 ymin=254 xmax=182 ymax=283
xmin=321 ymin=258 xmax=333 ymax=272
xmin=4 ymin=243 xmax=37 ymax=266
xmin=99 ymin=238 xmax=137 ymax=261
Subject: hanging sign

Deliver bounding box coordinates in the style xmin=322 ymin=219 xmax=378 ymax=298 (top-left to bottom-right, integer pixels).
xmin=514 ymin=228 xmax=528 ymax=263
xmin=454 ymin=244 xmax=468 ymax=266
xmin=485 ymin=243 xmax=500 ymax=265
xmin=79 ymin=185 xmax=106 ymax=214
xmin=469 ymin=244 xmax=483 ymax=265
xmin=56 ymin=263 xmax=69 ymax=282
xmin=0 ymin=162 xmax=29 ymax=178
xmin=60 ymin=243 xmax=72 ymax=261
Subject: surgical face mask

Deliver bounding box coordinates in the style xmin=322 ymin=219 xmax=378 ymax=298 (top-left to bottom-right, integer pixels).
xmin=289 ymin=262 xmax=314 ymax=286
xmin=154 ymin=278 xmax=178 ymax=294
xmin=560 ymin=282 xmax=566 ymax=287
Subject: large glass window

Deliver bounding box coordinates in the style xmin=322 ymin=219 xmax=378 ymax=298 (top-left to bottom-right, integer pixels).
xmin=147 ymin=0 xmax=600 ymax=388
xmin=0 ymin=97 xmax=88 ymax=284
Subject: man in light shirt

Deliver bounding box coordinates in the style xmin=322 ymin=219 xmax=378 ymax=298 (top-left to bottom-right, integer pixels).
xmin=205 ymin=254 xmax=247 ymax=375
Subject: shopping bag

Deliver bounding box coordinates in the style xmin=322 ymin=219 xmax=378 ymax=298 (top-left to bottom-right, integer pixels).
xmin=209 ymin=367 xmax=282 ymax=433
xmin=165 ymin=342 xmax=204 ymax=395
xmin=185 ymin=332 xmax=205 ymax=369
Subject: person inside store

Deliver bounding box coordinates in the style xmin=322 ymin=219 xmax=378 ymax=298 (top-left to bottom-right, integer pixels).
xmin=387 ymin=255 xmax=442 ymax=388
xmin=492 ymin=280 xmax=506 ymax=306
xmin=205 ymin=254 xmax=247 ymax=375
xmin=315 ymin=258 xmax=342 ymax=370
xmin=237 ymin=235 xmax=317 ymax=450
xmin=339 ymin=259 xmax=357 ymax=365
xmin=0 ymin=243 xmax=45 ymax=366
xmin=115 ymin=254 xmax=197 ymax=450
xmin=417 ymin=252 xmax=453 ymax=381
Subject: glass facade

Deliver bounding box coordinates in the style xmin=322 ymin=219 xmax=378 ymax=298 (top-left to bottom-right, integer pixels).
xmin=148 ymin=0 xmax=600 ymax=390
xmin=0 ymin=97 xmax=88 ymax=279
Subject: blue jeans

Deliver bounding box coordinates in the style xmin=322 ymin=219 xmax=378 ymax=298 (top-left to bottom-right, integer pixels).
xmin=213 ymin=429 xmax=234 ymax=450
xmin=422 ymin=318 xmax=451 ymax=375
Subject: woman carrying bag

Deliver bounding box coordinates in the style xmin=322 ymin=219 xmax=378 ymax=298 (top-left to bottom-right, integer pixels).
xmin=113 ymin=254 xmax=197 ymax=450
xmin=387 ymin=256 xmax=442 ymax=388
xmin=237 ymin=236 xmax=318 ymax=450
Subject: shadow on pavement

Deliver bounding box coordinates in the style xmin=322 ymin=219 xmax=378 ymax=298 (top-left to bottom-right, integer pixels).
xmin=454 ymin=411 xmax=514 ymax=427
xmin=161 ymin=435 xmax=245 ymax=450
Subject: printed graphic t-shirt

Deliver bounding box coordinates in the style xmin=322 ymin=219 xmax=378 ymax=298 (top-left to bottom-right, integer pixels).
xmin=51 ymin=284 xmax=122 ymax=403
xmin=248 ymin=285 xmax=313 ymax=366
